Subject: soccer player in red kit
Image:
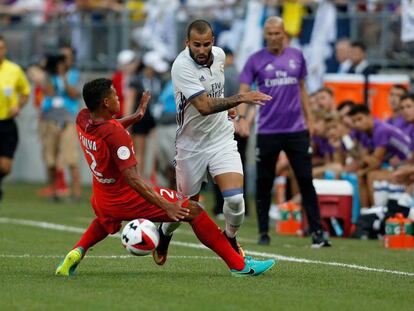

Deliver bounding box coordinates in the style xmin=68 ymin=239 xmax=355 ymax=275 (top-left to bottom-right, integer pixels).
xmin=55 ymin=78 xmax=275 ymax=277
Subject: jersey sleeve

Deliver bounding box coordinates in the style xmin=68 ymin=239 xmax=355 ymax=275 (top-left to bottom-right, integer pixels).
xmin=171 ymin=59 xmax=205 ymax=100
xmin=374 ymin=127 xmax=391 ymax=148
xmin=239 ymin=54 xmax=256 ymax=85
xmin=105 ymin=125 xmax=137 ymax=172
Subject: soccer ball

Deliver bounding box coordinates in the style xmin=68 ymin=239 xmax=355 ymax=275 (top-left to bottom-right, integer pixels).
xmin=121 ymin=219 xmax=160 ymax=256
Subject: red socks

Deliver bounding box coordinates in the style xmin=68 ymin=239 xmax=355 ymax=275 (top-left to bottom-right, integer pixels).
xmin=190 ymin=211 xmax=245 ymax=270
xmin=74 ymin=218 xmax=109 ymax=255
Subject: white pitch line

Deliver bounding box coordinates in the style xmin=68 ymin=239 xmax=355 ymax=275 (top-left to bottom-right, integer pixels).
xmin=0 ymin=254 xmax=219 ymax=260
xmin=1 ymin=217 xmax=414 ymax=277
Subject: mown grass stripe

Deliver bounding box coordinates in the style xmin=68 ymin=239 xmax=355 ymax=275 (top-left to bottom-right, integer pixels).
xmin=2 ymin=217 xmax=414 ymax=277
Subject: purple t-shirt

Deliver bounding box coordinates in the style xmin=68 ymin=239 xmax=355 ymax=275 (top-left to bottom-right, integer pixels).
xmin=353 ymin=119 xmax=412 ymax=161
xmin=386 ymin=115 xmax=407 ymax=131
xmin=312 ymin=135 xmax=334 ymax=158
xmin=401 ymin=122 xmax=414 ymax=152
xmin=240 ymin=47 xmax=307 ymax=134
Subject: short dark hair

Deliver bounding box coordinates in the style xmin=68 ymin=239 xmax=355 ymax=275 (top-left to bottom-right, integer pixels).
xmin=187 ymin=19 xmax=214 ymax=39
xmin=44 ymin=53 xmax=65 ymax=75
xmin=82 ymin=78 xmax=113 ymax=112
xmin=337 ymin=100 xmax=356 ymax=113
xmin=348 ymin=104 xmax=370 ymax=117
xmin=401 ymin=93 xmax=414 ymax=103
xmin=351 ymin=41 xmax=366 ymax=52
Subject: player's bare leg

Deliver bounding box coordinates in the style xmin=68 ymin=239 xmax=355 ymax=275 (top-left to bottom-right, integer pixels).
xmin=214 ymin=172 xmax=245 ymax=257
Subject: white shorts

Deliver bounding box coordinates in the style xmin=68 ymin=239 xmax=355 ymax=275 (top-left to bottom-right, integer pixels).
xmin=175 ymin=140 xmax=243 ymax=197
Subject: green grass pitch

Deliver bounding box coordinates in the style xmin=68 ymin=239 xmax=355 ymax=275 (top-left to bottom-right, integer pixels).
xmin=1 ymin=183 xmax=414 ymax=311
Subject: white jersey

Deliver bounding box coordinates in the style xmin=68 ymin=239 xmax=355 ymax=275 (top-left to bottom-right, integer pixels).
xmin=171 ymin=46 xmax=234 ymax=153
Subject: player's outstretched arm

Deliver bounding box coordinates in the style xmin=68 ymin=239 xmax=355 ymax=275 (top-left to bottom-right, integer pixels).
xmin=236 ymin=83 xmax=257 ymax=138
xmin=122 ymin=165 xmax=190 ymax=221
xmin=117 ymin=91 xmax=151 ymax=129
xmin=190 ymin=91 xmax=271 ymax=116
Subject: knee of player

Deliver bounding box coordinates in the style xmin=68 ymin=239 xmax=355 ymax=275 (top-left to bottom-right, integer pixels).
xmin=223 ymin=193 xmax=245 ymax=212
xmin=0 ymin=162 xmax=12 ymax=175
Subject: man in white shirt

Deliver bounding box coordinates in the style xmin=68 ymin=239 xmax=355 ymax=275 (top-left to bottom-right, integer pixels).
xmin=152 ymin=20 xmax=271 ymax=265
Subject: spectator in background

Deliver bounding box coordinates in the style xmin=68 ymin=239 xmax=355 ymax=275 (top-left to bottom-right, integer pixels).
xmin=346 ymin=41 xmax=377 ymax=105
xmin=325 ymin=112 xmax=356 ymax=168
xmin=393 ymin=94 xmax=414 ymax=192
xmin=348 ymin=104 xmax=412 ymax=207
xmin=40 ymin=52 xmax=81 ymax=202
xmin=37 ymin=46 xmax=81 ymax=199
xmin=311 ymin=111 xmax=343 ymax=178
xmin=335 ymin=38 xmax=352 ymax=73
xmin=0 ymin=35 xmax=30 ymax=203
xmin=386 ymin=84 xmax=408 ymax=130
xmin=347 ymin=41 xmax=376 ymax=75
xmin=311 ymin=111 xmax=333 ymax=167
xmin=308 ymin=91 xmax=318 ymax=110
xmin=112 ymin=50 xmax=140 ymax=118
xmin=315 ymin=87 xmax=335 ymax=113
xmin=337 ymin=100 xmax=356 ymax=130
xmin=128 ymin=50 xmax=167 ymax=179
xmin=154 ymin=74 xmax=176 ymax=189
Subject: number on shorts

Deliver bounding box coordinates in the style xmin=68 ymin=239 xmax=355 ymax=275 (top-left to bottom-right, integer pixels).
xmin=159 ymin=188 xmax=175 ymax=200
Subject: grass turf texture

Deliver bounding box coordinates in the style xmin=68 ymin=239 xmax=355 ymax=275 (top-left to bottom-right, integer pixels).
xmin=1 ymin=183 xmax=414 ymax=311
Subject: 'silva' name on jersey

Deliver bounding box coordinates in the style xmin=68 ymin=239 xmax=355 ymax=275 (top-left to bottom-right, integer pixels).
xmin=79 ymin=132 xmax=97 ymax=151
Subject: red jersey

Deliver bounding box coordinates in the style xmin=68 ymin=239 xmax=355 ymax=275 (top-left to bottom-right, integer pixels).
xmin=76 ymin=109 xmax=146 ymax=215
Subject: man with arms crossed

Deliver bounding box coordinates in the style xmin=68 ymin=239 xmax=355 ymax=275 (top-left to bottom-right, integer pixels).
xmin=154 ymin=20 xmax=271 ymax=263
xmin=238 ymin=17 xmax=331 ymax=247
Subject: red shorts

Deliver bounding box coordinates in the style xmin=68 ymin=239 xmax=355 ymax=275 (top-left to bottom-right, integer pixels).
xmin=91 ymin=187 xmax=187 ymax=234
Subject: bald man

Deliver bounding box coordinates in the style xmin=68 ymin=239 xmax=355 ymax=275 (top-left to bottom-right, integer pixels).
xmin=237 ymin=17 xmax=331 ymax=247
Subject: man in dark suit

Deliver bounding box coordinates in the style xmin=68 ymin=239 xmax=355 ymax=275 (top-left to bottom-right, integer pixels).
xmin=347 ymin=41 xmax=378 ymax=104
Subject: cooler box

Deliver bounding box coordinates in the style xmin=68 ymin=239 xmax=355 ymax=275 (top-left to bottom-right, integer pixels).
xmin=324 ymin=74 xmax=410 ymax=121
xmin=324 ymin=74 xmax=365 ymax=106
xmin=303 ymin=179 xmax=353 ymax=237
xmin=368 ymin=74 xmax=410 ymax=120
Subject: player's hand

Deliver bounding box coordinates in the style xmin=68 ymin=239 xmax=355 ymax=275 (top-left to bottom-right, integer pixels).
xmin=392 ymin=165 xmax=414 ymax=184
xmin=228 ymin=108 xmax=237 ymax=119
xmin=9 ymin=106 xmax=21 ymax=118
xmin=134 ymin=91 xmax=151 ymax=122
xmin=240 ymin=91 xmax=272 ymax=106
xmin=164 ymin=199 xmax=190 ymax=221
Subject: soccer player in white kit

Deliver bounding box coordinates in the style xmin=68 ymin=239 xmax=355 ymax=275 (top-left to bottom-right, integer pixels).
xmin=152 ymin=20 xmax=271 ymax=264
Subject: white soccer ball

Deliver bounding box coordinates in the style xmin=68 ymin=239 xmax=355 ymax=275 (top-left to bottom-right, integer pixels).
xmin=121 ymin=219 xmax=160 ymax=256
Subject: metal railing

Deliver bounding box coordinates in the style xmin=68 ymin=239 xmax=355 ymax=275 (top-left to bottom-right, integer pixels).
xmin=0 ymin=7 xmax=412 ymax=71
